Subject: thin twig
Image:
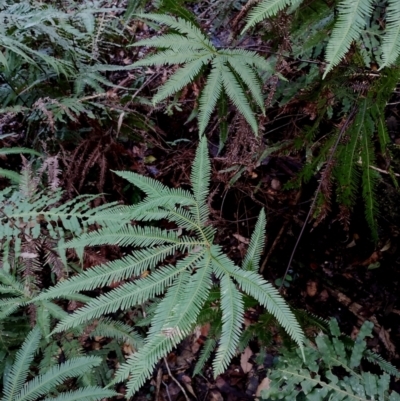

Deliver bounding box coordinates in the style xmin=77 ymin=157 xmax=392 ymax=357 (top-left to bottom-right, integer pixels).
xmin=163 ymin=357 xmax=190 ymax=401
xmin=279 ymin=106 xmax=358 ymax=290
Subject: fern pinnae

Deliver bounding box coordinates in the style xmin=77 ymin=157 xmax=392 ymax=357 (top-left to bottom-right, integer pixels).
xmin=221 ymin=63 xmax=259 ymax=135
xmin=226 ymin=55 xmax=265 ymax=112
xmin=64 ymin=225 xmax=181 ymax=248
xmin=52 ymin=251 xmax=205 ymax=333
xmin=135 ymin=13 xmax=215 ymax=49
xmin=1 ymin=327 xmax=41 ymax=401
xmin=210 ymin=245 xmax=304 ymax=354
xmin=198 ymin=59 xmax=223 ymax=136
xmin=41 ymin=386 xmax=118 ymax=401
xmin=35 ymin=244 xmax=181 ymax=301
xmin=91 ymin=318 xmax=144 ymax=349
xmin=14 ymin=356 xmax=102 ymax=401
xmin=190 ymin=136 xmax=211 ymax=224
xmin=242 ymin=0 xmax=296 ymax=33
xmin=129 ymin=49 xmax=201 ymax=68
xmin=131 ymin=34 xmax=206 ymax=51
xmin=152 ymin=55 xmax=213 ymax=105
xmin=193 ymin=338 xmax=217 ymax=376
xmin=213 ymin=276 xmax=244 ymax=376
xmin=148 ymin=269 xmax=192 ymax=336
xmin=323 ymin=0 xmax=374 ymax=78
xmin=242 ymin=209 xmax=266 ymax=271
xmin=380 ymin=0 xmax=400 ymax=69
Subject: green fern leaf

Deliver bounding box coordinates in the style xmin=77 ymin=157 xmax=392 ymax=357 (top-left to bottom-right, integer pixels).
xmin=198 ymin=59 xmax=224 ymax=136
xmin=1 ymin=327 xmax=41 ymax=401
xmin=221 ymin=63 xmax=258 ymax=134
xmin=32 ymin=138 xmax=303 ymax=394
xmin=153 ymin=56 xmax=212 ymax=104
xmin=41 ymin=386 xmax=117 ymax=401
xmin=130 ymin=14 xmax=269 ymax=138
xmin=213 ymin=276 xmax=244 ymax=376
xmin=242 ymin=0 xmax=302 ymax=33
xmin=193 ymin=338 xmax=217 ymax=376
xmin=323 ymin=0 xmax=374 ymax=78
xmin=242 ymin=209 xmax=266 ymax=271
xmin=211 ymin=245 xmax=304 ymax=354
xmin=190 ymin=136 xmax=211 ymax=223
xmin=380 ymin=0 xmax=400 ymax=69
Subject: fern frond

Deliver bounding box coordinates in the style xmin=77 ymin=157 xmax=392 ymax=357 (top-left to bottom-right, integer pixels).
xmin=242 ymin=0 xmax=302 ymax=33
xmin=323 ymin=0 xmax=374 ymax=78
xmin=242 ymin=209 xmax=266 ymax=272
xmin=135 ymin=13 xmax=215 ymax=48
xmin=226 ymin=54 xmax=265 ymax=112
xmin=190 ymin=136 xmax=211 ymax=223
xmin=132 ymin=34 xmax=206 ymax=51
xmin=64 ymin=226 xmax=181 ymax=248
xmin=193 ymin=338 xmax=217 ymax=376
xmin=211 ymin=245 xmax=304 ymax=354
xmin=40 ymin=386 xmax=118 ymax=401
xmin=14 ymin=356 xmax=102 ymax=401
xmin=130 ymin=49 xmax=206 ymax=68
xmin=91 ymin=318 xmax=144 ymax=349
xmin=221 ymin=63 xmax=258 ymax=135
xmin=198 ymin=58 xmax=223 ymax=136
xmin=52 ymin=252 xmax=205 ymax=332
xmin=152 ymin=55 xmax=213 ymax=104
xmin=2 ymin=327 xmax=41 ymax=401
xmin=380 ymin=0 xmax=400 ymax=69
xmin=35 ymin=244 xmax=181 ymax=300
xmin=213 ymin=276 xmax=244 ymax=376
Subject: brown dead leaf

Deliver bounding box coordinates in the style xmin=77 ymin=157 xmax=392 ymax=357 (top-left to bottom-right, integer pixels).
xmin=255 ymin=377 xmax=270 ymax=398
xmin=233 ymin=233 xmax=250 ymax=244
xmin=379 ymin=327 xmax=396 ymax=355
xmin=240 ymin=347 xmax=253 ymax=374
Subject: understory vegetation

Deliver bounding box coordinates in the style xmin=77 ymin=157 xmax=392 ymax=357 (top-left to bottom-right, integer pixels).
xmin=1 ymin=0 xmax=400 ymax=399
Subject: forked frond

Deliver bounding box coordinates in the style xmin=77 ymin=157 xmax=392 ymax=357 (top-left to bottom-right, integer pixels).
xmin=211 ymin=245 xmax=304 ymax=355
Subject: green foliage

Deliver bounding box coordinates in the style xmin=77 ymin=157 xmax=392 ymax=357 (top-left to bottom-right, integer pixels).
xmin=261 ymin=319 xmax=400 ymax=400
xmin=243 ymin=0 xmax=400 ymax=75
xmin=0 ymin=327 xmax=117 ymax=401
xmin=34 ymin=137 xmax=304 ymax=396
xmin=0 ymin=0 xmax=132 ymax=135
xmin=130 ymin=13 xmax=273 ymax=137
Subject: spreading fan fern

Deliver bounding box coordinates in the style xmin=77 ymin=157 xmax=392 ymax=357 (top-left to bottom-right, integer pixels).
xmin=129 ymin=13 xmax=273 ymax=138
xmin=242 ymin=0 xmax=400 ymax=76
xmin=261 ymin=319 xmax=400 ymax=400
xmin=0 ymin=327 xmax=117 ymax=401
xmin=34 ymin=137 xmax=304 ymax=396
